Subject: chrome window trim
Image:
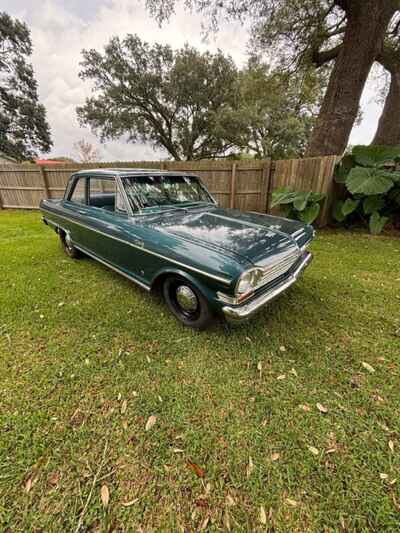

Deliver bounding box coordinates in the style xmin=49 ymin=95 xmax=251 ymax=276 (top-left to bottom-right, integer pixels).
xmin=41 ymin=208 xmax=232 ymax=286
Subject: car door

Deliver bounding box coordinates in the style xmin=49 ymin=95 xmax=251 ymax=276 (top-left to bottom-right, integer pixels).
xmin=61 ymin=175 xmax=97 ymax=248
xmin=82 ymin=176 xmax=152 ymax=285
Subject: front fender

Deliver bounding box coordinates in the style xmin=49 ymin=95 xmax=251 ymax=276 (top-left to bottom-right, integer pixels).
xmin=150 ymin=267 xmax=223 ymax=311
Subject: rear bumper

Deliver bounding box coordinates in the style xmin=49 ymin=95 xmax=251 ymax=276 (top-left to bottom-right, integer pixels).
xmin=222 ymin=251 xmax=313 ymax=323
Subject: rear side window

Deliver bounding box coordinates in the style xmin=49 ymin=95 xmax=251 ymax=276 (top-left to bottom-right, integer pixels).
xmin=69 ymin=177 xmax=86 ymax=204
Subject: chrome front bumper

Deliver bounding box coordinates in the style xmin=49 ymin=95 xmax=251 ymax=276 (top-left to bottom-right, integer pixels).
xmin=222 ymin=251 xmax=313 ymax=322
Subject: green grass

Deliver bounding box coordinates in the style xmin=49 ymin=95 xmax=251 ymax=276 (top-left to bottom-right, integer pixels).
xmin=0 ymin=210 xmax=399 ymax=532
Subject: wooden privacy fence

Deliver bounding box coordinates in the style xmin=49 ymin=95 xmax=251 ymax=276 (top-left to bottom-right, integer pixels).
xmin=0 ymin=155 xmax=339 ymax=226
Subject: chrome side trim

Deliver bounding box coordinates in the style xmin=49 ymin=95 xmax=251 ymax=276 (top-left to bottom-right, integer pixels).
xmin=40 ymin=207 xmax=232 ymax=285
xmin=222 ymin=252 xmax=312 ymax=322
xmin=74 ymin=244 xmax=151 ymax=291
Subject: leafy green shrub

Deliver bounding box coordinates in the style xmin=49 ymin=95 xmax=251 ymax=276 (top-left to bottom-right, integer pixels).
xmin=271 ymin=187 xmax=325 ymax=224
xmin=334 ymin=145 xmax=400 ymax=234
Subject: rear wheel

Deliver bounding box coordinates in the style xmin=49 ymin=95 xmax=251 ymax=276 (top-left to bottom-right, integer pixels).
xmin=60 ymin=231 xmax=81 ymax=259
xmin=163 ymin=276 xmax=213 ymax=330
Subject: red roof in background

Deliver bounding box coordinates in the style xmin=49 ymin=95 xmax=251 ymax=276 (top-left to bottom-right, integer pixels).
xmin=35 ymin=159 xmax=64 ymax=166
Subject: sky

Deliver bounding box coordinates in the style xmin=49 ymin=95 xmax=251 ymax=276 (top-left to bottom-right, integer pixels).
xmin=4 ymin=0 xmax=386 ymax=161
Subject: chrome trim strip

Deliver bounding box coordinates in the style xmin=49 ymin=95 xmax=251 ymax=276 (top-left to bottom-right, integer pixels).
xmin=115 ymin=176 xmax=134 ymax=216
xmin=40 ymin=207 xmax=232 ymax=285
xmin=222 ymin=252 xmax=312 ymax=322
xmin=73 ymin=244 xmax=151 ymax=291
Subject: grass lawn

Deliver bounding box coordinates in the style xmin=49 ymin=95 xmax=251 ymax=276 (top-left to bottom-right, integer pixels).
xmin=0 ymin=210 xmax=399 ymax=532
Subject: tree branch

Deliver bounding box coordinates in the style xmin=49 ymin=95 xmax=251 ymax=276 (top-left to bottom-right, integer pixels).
xmin=312 ymin=43 xmax=343 ymax=66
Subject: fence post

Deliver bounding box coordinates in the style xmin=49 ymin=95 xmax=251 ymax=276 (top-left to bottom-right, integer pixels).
xmin=230 ymin=162 xmax=237 ymax=209
xmin=39 ymin=166 xmax=50 ymax=199
xmin=260 ymin=159 xmax=272 ymax=213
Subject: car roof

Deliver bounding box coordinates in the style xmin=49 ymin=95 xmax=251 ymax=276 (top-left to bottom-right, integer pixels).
xmin=73 ymin=168 xmax=192 ymax=177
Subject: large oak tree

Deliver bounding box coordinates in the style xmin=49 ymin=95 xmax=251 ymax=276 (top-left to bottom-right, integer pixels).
xmin=0 ymin=12 xmax=52 ymax=160
xmin=145 ymin=0 xmax=400 ymax=156
xmin=77 ymin=36 xmax=244 ymax=160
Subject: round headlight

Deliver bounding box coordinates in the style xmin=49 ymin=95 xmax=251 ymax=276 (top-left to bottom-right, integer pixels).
xmin=236 ymin=268 xmax=264 ymax=298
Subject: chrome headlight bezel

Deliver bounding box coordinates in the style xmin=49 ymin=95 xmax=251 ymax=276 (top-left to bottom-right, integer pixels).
xmin=234 ymin=267 xmax=264 ymax=301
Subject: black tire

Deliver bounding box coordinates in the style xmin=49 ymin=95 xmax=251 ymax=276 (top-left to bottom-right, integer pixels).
xmin=60 ymin=231 xmax=81 ymax=259
xmin=163 ymin=276 xmax=214 ymax=330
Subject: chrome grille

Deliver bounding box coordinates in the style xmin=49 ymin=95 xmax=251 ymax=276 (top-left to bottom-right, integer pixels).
xmin=257 ymin=249 xmax=301 ymax=288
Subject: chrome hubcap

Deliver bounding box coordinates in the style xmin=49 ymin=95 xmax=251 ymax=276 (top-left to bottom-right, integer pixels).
xmin=176 ymin=285 xmax=198 ymax=312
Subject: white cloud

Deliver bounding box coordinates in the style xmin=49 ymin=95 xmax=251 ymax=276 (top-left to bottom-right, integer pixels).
xmin=4 ymin=0 xmax=385 ymax=160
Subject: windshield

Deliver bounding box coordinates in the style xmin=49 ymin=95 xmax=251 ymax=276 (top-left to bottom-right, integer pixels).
xmin=123 ymin=174 xmax=214 ymax=210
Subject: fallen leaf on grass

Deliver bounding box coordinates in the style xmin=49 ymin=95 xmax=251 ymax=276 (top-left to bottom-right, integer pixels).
xmin=316 ymin=403 xmax=328 ymax=414
xmin=308 ymin=446 xmax=319 ymax=456
xmin=299 ymin=404 xmax=311 ymax=412
xmin=121 ymin=498 xmax=139 ymax=507
xmin=145 ymin=415 xmax=157 ymax=431
xmin=200 ymin=516 xmax=210 ymax=530
xmin=389 ymin=440 xmax=395 ymax=453
xmin=277 ymin=374 xmax=286 ymax=380
xmin=224 ymin=511 xmax=231 ymax=531
xmin=259 ymin=505 xmax=267 ymax=525
xmin=362 ymin=361 xmax=375 ymax=373
xmin=380 ymin=473 xmax=388 ymax=480
xmin=226 ymin=494 xmax=235 ymax=507
xmin=246 ymin=456 xmax=254 ymax=478
xmin=279 ymin=346 xmax=286 ymax=352
xmin=173 ymin=448 xmax=184 ymax=453
xmin=271 ymin=452 xmax=280 ymax=462
xmin=325 ymin=448 xmax=337 ymax=454
xmin=25 ymin=477 xmax=33 ymax=493
xmin=121 ymin=400 xmax=127 ymax=415
xmin=187 ymin=460 xmax=205 ymax=478
xmin=290 ymin=368 xmax=298 ymax=377
xmin=286 ymin=498 xmax=298 ymax=507
xmin=122 ymin=420 xmax=128 ymax=430
xmin=100 ymin=484 xmax=109 ymax=508
xmin=48 ymin=471 xmax=60 ymax=486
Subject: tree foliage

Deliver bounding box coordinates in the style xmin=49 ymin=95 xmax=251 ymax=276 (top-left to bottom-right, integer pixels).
xmin=77 ymin=36 xmax=244 ymax=161
xmin=235 ymin=59 xmax=321 ymax=159
xmin=0 ymin=12 xmax=52 ymax=160
xmin=77 ymin=35 xmax=322 ymax=160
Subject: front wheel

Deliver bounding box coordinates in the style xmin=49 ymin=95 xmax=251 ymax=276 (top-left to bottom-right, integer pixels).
xmin=60 ymin=231 xmax=81 ymax=259
xmin=163 ymin=276 xmax=214 ymax=330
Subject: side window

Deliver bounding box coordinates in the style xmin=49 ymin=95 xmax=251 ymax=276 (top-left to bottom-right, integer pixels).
xmin=69 ymin=177 xmax=86 ymax=205
xmin=88 ymin=177 xmax=127 ymax=214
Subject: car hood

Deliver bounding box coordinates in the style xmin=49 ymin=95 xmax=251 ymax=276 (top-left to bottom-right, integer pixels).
xmin=143 ymin=206 xmax=313 ymax=265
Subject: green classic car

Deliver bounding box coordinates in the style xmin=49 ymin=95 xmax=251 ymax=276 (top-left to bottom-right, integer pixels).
xmin=40 ymin=168 xmax=314 ymax=329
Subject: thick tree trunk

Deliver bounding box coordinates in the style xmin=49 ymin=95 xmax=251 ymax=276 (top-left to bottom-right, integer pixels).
xmin=372 ymin=45 xmax=400 ymax=145
xmin=372 ymin=71 xmax=400 ymax=145
xmin=306 ymin=0 xmax=396 ymax=156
